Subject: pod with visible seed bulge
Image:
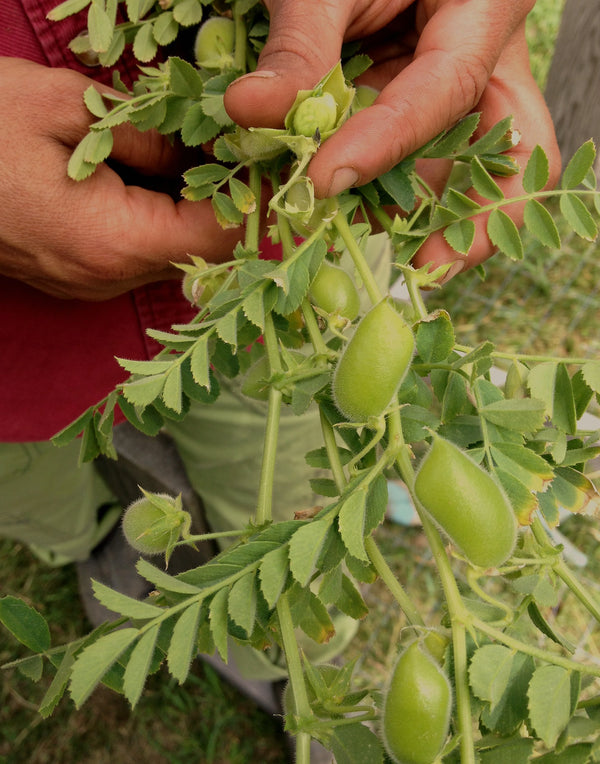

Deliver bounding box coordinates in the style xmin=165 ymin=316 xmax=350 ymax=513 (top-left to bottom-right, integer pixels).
xmin=414 ymin=434 xmax=517 ymax=568
xmin=382 ymin=640 xmax=452 ymax=764
xmin=332 ymin=298 xmax=414 ymax=422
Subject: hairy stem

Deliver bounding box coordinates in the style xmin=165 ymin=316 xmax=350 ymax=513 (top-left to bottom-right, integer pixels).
xmin=333 ymin=210 xmax=382 ymax=305
xmin=276 ymin=593 xmax=312 ymax=764
xmin=389 ymin=409 xmax=476 ymax=763
xmin=244 ymin=163 xmax=262 ymax=251
xmin=232 ymin=2 xmax=247 ymax=72
xmin=403 ymin=267 xmax=429 ymax=320
xmin=531 ymin=516 xmax=600 ymax=623
xmin=365 ymin=537 xmax=424 ymax=627
xmin=255 ymin=313 xmax=282 ymax=525
xmin=319 ymin=408 xmax=347 ymax=493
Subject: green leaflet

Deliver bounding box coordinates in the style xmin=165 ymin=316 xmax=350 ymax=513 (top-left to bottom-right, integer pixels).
xmin=0 ymin=596 xmax=50 ymax=653
xmin=487 ymin=208 xmax=524 ymax=260
xmin=228 ymin=571 xmax=257 ymax=635
xmin=523 ymin=145 xmax=550 ymax=193
xmin=288 ymin=517 xmax=333 ymax=586
xmin=124 ymin=624 xmax=160 ymax=707
xmin=69 ymin=628 xmax=140 ymax=707
xmin=561 ymin=140 xmax=597 ymax=189
xmin=168 ymin=602 xmax=202 ymax=684
xmin=560 ymin=193 xmax=598 ymax=240
xmin=90 ymin=581 xmax=164 ymax=620
xmin=528 ymin=666 xmax=579 ymax=748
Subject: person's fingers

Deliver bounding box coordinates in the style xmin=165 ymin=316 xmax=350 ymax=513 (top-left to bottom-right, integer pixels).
xmin=224 ymin=0 xmax=352 ymax=128
xmin=307 ymin=0 xmax=532 ymax=198
xmin=411 ymin=34 xmax=561 ymax=278
xmin=39 ymin=64 xmax=192 ymax=177
xmin=13 ymin=164 xmax=245 ymax=300
xmin=0 ymin=58 xmax=246 ymax=301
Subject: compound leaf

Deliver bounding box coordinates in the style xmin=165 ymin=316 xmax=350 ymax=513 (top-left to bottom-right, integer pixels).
xmin=91 ymin=580 xmax=164 ymax=620
xmin=471 ymin=156 xmax=504 ymax=201
xmin=208 ymin=587 xmax=229 ymax=662
xmin=338 ymin=488 xmax=369 ymax=563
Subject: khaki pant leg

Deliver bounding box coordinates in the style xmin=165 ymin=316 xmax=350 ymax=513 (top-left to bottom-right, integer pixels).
xmin=0 ymin=440 xmax=119 ymax=565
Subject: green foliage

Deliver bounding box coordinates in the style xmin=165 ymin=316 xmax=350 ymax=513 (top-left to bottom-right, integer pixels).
xmin=4 ymin=1 xmax=600 ymax=763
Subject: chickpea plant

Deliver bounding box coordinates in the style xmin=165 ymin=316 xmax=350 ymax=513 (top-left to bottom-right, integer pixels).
xmin=3 ymin=1 xmax=600 ymax=762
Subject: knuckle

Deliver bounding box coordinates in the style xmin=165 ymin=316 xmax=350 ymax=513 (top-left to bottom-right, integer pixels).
xmin=262 ymin=27 xmax=331 ymax=74
xmin=449 ymin=52 xmax=490 ymax=114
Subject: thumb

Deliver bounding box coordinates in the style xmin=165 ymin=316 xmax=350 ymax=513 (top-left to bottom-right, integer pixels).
xmin=109 ymin=122 xmax=190 ymax=177
xmin=224 ymin=0 xmax=350 ymax=128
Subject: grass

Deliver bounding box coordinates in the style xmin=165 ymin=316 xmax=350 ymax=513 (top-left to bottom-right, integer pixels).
xmin=2 ymin=2 xmax=596 ymax=762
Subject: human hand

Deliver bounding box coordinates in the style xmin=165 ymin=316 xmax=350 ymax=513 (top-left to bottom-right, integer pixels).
xmin=224 ymin=0 xmax=561 ymax=274
xmin=0 ymin=58 xmax=245 ymax=300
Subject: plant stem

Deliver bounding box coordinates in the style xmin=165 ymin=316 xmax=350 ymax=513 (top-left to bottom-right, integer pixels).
xmin=302 ymin=298 xmax=329 ymax=356
xmin=472 ymin=617 xmax=600 ymax=678
xmin=366 ymin=203 xmax=394 ymax=236
xmin=473 ymin=381 xmax=494 ymax=470
xmin=319 ymin=409 xmax=347 ymax=493
xmin=277 ymin=210 xmax=296 ymax=260
xmin=276 ymin=592 xmax=312 ymax=764
xmin=255 ymin=313 xmax=283 ymax=525
xmin=531 ymin=516 xmax=600 ymax=623
xmin=182 ymin=529 xmax=244 ymax=544
xmin=333 ymin=211 xmax=382 ymax=305
xmin=232 ymin=2 xmax=247 ymax=72
xmin=490 ymin=349 xmax=594 ymax=365
xmin=408 ymin=187 xmax=600 ymax=238
xmin=244 ymin=163 xmax=262 ymax=251
xmin=403 ymin=267 xmax=429 ymax=319
xmin=554 ymin=558 xmax=600 ymax=623
xmin=364 ymin=537 xmax=424 ymax=627
xmin=388 ymin=408 xmax=476 ymax=764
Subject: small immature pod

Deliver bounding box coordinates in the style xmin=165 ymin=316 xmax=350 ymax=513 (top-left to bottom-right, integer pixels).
xmin=292 ymin=93 xmax=338 ymax=137
xmin=194 ymin=16 xmax=235 ymax=69
xmin=122 ymin=493 xmax=189 ymax=556
xmin=309 ymin=260 xmax=360 ymax=320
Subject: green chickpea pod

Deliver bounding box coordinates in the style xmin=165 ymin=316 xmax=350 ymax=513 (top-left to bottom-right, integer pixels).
xmin=382 ymin=640 xmax=452 ymax=764
xmin=414 ymin=434 xmax=517 ymax=568
xmin=332 ymin=298 xmax=415 ymax=422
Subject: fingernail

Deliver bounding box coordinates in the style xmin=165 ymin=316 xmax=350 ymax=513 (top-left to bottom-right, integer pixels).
xmin=234 ymin=70 xmax=278 ymax=82
xmin=327 ymin=167 xmax=359 ymax=197
xmin=440 ymin=261 xmax=465 ymax=285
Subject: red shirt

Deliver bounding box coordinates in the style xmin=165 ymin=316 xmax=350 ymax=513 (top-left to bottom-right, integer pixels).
xmin=0 ymin=0 xmax=217 ymax=440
